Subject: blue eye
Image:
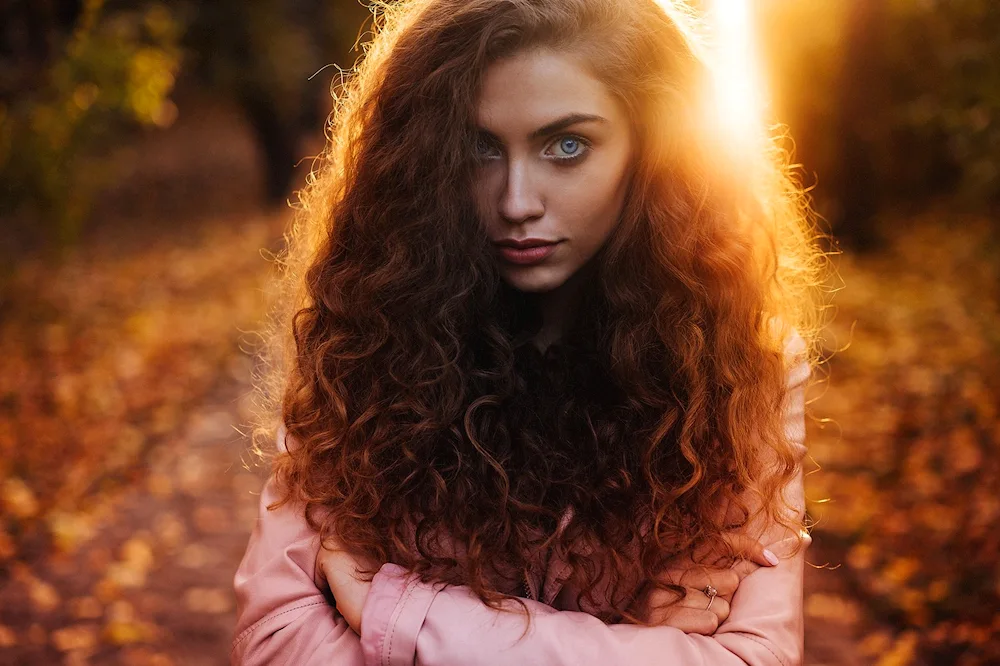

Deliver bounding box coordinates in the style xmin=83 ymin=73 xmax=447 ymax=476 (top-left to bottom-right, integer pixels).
xmin=549 ymin=135 xmax=589 ymax=162
xmin=559 ymin=138 xmax=580 ymax=154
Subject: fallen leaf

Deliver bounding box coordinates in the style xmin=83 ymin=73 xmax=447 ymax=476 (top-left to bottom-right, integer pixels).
xmin=105 ymin=561 xmax=148 ymax=589
xmin=68 ymin=596 xmax=104 ymax=620
xmin=805 ymin=592 xmax=860 ymax=624
xmin=94 ymin=576 xmax=122 ymax=602
xmin=50 ymin=623 xmax=99 ymax=652
xmin=27 ymin=576 xmax=61 ymax=612
xmin=152 ymin=512 xmax=185 ymax=549
xmin=183 ymin=587 xmax=232 ymax=614
xmin=2 ymin=477 xmax=39 ymax=519
xmin=859 ymin=630 xmax=893 ymax=657
xmin=107 ymin=599 xmax=136 ymax=623
xmin=875 ymin=630 xmax=918 ymax=666
xmin=177 ymin=543 xmax=216 ymax=569
xmin=192 ymin=505 xmax=228 ymax=534
xmin=48 ymin=510 xmax=97 ymax=553
xmin=103 ymin=619 xmax=154 ymax=646
xmin=121 ymin=535 xmax=155 ymax=571
xmin=146 ymin=473 xmax=173 ymax=498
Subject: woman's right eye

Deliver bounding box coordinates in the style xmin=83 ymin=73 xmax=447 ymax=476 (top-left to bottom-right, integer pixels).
xmin=475 ymin=134 xmax=502 ymax=160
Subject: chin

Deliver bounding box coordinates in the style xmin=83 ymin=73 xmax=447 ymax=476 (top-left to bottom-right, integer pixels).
xmin=500 ymin=267 xmax=571 ymax=294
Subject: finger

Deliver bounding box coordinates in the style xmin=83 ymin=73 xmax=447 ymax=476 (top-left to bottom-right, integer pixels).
xmin=720 ymin=533 xmax=779 ymax=568
xmin=687 ymin=541 xmax=727 ymax=567
xmin=658 ymin=565 xmax=740 ymax=598
xmin=676 ymin=589 xmax=730 ymax=623
xmin=729 ymin=558 xmax=760 ymax=582
xmin=646 ymin=606 xmax=719 ymax=635
xmin=646 ymin=587 xmax=731 ymax=625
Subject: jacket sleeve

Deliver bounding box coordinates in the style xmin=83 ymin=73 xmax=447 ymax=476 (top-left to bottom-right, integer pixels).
xmin=359 ymin=337 xmax=813 ymax=666
xmin=230 ymin=469 xmax=366 ymax=665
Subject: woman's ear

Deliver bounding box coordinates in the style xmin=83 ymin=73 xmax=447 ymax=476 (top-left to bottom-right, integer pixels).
xmin=276 ymin=421 xmax=303 ymax=453
xmin=276 ymin=421 xmax=288 ymax=453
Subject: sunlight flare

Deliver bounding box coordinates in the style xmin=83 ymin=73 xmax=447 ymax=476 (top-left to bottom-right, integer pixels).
xmin=707 ymin=0 xmax=766 ymax=146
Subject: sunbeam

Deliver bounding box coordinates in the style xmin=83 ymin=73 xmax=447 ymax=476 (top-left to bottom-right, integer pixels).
xmin=708 ymin=0 xmax=766 ymax=146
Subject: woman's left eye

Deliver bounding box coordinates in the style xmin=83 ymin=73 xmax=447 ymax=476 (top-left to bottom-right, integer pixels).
xmin=547 ymin=135 xmax=589 ymax=161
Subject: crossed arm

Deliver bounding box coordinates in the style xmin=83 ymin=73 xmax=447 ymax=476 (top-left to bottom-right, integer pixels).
xmin=231 ymin=342 xmax=811 ymax=666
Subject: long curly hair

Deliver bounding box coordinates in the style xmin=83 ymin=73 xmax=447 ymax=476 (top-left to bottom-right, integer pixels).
xmin=248 ymin=0 xmax=833 ymax=626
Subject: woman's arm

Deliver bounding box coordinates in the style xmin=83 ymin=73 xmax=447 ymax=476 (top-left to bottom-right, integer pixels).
xmin=235 ymin=333 xmax=811 ymax=666
xmin=231 ymin=471 xmax=366 ymax=665
xmin=363 ymin=534 xmax=806 ymax=666
xmin=361 ymin=340 xmax=812 ymax=666
xmin=233 ymin=438 xmax=804 ymax=666
xmin=362 ymin=492 xmax=809 ymax=666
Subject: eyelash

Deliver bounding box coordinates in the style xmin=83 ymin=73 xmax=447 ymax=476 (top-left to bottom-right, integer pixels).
xmin=475 ymin=134 xmax=592 ymax=164
xmin=546 ymin=134 xmax=591 ymax=164
xmin=476 ymin=139 xmax=500 ymax=160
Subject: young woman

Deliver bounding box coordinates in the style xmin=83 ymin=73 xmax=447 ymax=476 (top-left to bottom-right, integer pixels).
xmin=232 ymin=0 xmax=828 ymax=664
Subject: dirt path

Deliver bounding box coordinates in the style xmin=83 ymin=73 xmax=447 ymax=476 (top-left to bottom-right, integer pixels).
xmin=0 ymin=416 xmax=879 ymax=665
xmin=0 ymin=94 xmax=880 ymax=666
xmin=1 ymin=401 xmax=875 ymax=666
xmin=0 ymin=394 xmax=266 ymax=665
xmin=0 ymin=201 xmax=284 ymax=663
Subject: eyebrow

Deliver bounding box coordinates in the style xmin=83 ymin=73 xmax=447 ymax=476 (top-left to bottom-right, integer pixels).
xmin=529 ymin=113 xmax=609 ymax=139
xmin=477 ymin=113 xmax=609 ymax=141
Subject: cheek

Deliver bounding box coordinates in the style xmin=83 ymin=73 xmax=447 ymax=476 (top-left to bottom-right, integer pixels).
xmin=473 ymin=170 xmax=502 ymax=223
xmin=555 ymin=166 xmax=628 ymax=242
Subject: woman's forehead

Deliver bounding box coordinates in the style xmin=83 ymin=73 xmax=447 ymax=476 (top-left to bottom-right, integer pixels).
xmin=475 ymin=48 xmax=623 ymax=137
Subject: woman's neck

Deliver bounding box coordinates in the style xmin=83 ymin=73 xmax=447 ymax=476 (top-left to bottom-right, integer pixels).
xmin=529 ymin=327 xmax=561 ymax=355
xmin=532 ymin=258 xmax=594 ymax=353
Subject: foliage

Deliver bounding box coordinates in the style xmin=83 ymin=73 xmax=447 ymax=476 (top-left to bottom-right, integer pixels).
xmin=0 ymin=214 xmax=281 ymax=564
xmin=760 ymin=0 xmax=1000 ymax=210
xmin=757 ymin=0 xmax=849 ymax=200
xmin=0 ymin=0 xmax=181 ymax=247
xmin=806 ymin=214 xmax=1000 ymax=664
xmin=866 ymin=0 xmax=1000 ymax=206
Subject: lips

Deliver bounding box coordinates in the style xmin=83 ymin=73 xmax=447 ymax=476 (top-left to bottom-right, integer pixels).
xmin=493 ymin=240 xmax=562 ymax=265
xmin=492 ymin=238 xmax=561 ymax=249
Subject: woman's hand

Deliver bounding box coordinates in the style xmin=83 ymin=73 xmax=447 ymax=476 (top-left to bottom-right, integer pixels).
xmin=316 ymin=540 xmax=380 ymax=635
xmin=630 ymin=533 xmax=778 ymax=635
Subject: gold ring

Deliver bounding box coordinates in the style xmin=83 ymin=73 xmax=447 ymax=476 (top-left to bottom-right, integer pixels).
xmin=703 ymin=584 xmax=718 ymax=611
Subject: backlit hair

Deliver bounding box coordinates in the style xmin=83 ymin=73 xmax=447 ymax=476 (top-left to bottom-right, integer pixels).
xmin=249 ymin=0 xmax=832 ymax=626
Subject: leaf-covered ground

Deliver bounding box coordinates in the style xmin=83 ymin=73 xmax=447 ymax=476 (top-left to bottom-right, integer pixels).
xmin=0 ymin=209 xmax=284 ymax=665
xmin=8 ymin=211 xmax=988 ymax=666
xmin=1 ymin=104 xmax=996 ymax=665
xmin=803 ymin=214 xmax=1000 ymax=666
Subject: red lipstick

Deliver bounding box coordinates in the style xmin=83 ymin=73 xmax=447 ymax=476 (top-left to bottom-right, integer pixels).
xmin=492 ymin=238 xmax=562 ymax=265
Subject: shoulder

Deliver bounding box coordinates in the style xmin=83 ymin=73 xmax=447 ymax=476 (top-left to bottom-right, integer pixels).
xmin=766 ymin=316 xmax=810 ymax=391
xmin=782 ymin=327 xmax=811 ymax=391
xmin=784 ymin=328 xmax=812 ymax=378
xmin=782 ymin=325 xmax=807 ymax=360
xmin=778 ymin=327 xmax=810 ymax=462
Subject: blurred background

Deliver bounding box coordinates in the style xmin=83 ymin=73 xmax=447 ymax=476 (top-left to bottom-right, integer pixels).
xmin=0 ymin=1 xmax=997 ymax=664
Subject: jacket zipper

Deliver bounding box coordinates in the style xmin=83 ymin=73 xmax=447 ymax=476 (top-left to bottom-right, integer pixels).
xmin=522 ymin=570 xmax=533 ymax=600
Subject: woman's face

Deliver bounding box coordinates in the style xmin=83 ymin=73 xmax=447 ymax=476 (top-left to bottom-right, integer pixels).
xmin=473 ymin=47 xmax=634 ymax=294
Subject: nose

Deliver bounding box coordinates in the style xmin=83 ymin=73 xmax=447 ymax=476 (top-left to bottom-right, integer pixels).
xmin=498 ymin=159 xmax=544 ymax=224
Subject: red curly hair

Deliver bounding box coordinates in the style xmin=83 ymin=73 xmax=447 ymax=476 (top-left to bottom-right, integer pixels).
xmin=249 ymin=0 xmax=832 ymax=627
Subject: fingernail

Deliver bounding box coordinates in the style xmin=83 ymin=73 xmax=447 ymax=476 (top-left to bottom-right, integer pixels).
xmin=763 ymin=549 xmax=779 ymax=566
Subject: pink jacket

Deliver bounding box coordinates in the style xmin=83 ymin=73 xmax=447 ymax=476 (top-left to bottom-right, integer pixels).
xmin=231 ymin=337 xmax=812 ymax=666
